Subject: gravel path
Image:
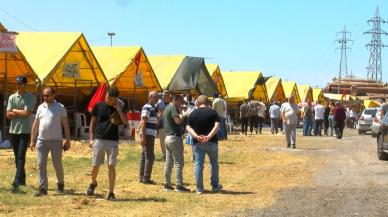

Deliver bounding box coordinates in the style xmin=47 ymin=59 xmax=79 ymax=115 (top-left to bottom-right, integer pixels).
xmin=228 ymin=129 xmax=388 ymax=217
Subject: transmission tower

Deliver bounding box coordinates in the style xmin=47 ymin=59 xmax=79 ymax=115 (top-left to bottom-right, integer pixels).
xmin=364 ymin=6 xmax=388 ymax=82
xmin=335 ymin=26 xmax=352 ymax=93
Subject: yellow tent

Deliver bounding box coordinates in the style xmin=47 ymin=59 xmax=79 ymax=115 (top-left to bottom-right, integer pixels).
xmin=323 ymin=93 xmax=354 ymax=101
xmin=265 ymin=77 xmax=285 ymax=103
xmin=297 ymin=84 xmax=313 ymax=102
xmin=312 ymin=88 xmax=325 ymax=103
xmin=17 ymin=32 xmax=108 ymax=92
xmin=206 ymin=64 xmax=227 ymax=97
xmin=148 ymin=55 xmax=218 ymax=96
xmin=0 ymin=24 xmax=38 ymax=93
xmin=221 ymin=71 xmax=268 ymax=102
xmin=282 ymin=81 xmax=301 ymax=104
xmin=363 ymin=100 xmax=380 ymax=108
xmin=92 ymin=46 xmax=161 ymax=105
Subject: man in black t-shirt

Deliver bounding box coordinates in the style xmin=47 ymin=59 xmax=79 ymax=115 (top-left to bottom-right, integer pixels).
xmin=186 ymin=95 xmax=223 ymax=194
xmin=86 ymin=88 xmax=128 ymax=201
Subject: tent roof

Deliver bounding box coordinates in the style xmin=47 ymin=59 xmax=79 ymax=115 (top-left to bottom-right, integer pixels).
xmin=282 ymin=81 xmax=301 ymax=103
xmin=17 ymin=32 xmax=107 ymax=87
xmin=222 ymin=71 xmax=264 ymax=101
xmin=206 ymin=64 xmax=227 ymax=97
xmin=148 ymin=55 xmax=218 ymax=95
xmin=265 ymin=76 xmax=285 ymax=102
xmin=364 ymin=99 xmax=381 ymax=108
xmin=312 ymin=88 xmax=325 ymax=103
xmin=92 ymin=46 xmax=161 ymax=92
xmin=297 ymin=84 xmax=313 ymax=102
xmin=323 ymin=93 xmax=354 ymax=101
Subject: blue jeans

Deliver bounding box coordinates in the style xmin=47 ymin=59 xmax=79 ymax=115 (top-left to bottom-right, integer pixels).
xmin=303 ymin=117 xmax=313 ymax=136
xmin=193 ymin=142 xmax=219 ymax=191
xmin=217 ymin=117 xmax=227 ymax=140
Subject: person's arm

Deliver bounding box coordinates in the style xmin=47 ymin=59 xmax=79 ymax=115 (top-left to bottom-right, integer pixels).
xmin=12 ymin=109 xmax=32 ymax=117
xmin=173 ymin=115 xmax=182 ymax=125
xmin=140 ymin=117 xmax=147 ymax=146
xmin=62 ymin=117 xmax=71 ymax=150
xmin=204 ymin=122 xmax=220 ymax=143
xmin=6 ymin=97 xmax=16 ymax=119
xmin=89 ymin=116 xmax=96 ymax=148
xmin=30 ymin=118 xmax=39 ymax=151
xmin=186 ymin=125 xmax=200 ymax=141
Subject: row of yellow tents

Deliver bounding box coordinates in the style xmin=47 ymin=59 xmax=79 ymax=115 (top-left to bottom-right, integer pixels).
xmin=0 ymin=25 xmax=380 ymax=109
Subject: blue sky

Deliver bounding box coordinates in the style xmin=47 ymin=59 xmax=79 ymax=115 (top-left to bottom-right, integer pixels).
xmin=0 ymin=0 xmax=387 ymax=87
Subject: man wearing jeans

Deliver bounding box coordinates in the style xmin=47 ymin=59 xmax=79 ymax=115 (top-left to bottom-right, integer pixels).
xmin=187 ymin=95 xmax=222 ymax=194
xmin=30 ymin=87 xmax=71 ymax=196
xmin=6 ymin=76 xmax=36 ymax=190
xmin=162 ymin=94 xmax=189 ymax=192
xmin=155 ymin=90 xmax=171 ymax=161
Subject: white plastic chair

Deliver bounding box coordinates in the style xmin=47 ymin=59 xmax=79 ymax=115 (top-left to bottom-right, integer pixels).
xmin=226 ymin=115 xmax=234 ymax=132
xmin=75 ymin=112 xmax=89 ymax=139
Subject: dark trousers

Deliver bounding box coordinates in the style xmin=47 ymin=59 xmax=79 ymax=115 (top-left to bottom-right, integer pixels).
xmin=258 ymin=116 xmax=264 ymax=133
xmin=314 ymin=119 xmax=324 ymax=136
xmin=249 ymin=115 xmax=259 ymax=133
xmin=270 ymin=118 xmax=279 ymax=134
xmin=334 ymin=121 xmax=345 ymax=139
xmin=11 ymin=134 xmax=30 ymax=185
xmin=241 ymin=117 xmax=249 ymax=134
xmin=139 ymin=135 xmax=155 ymax=182
xmin=323 ymin=118 xmax=329 ymax=135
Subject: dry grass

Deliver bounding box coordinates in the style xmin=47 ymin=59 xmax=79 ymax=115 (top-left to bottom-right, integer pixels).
xmin=0 ymin=129 xmax=322 ymax=217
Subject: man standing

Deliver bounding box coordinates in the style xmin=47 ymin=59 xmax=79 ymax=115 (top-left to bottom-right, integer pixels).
xmin=333 ymin=102 xmax=346 ymax=139
xmin=6 ymin=76 xmax=36 ymax=190
xmin=187 ymin=95 xmax=222 ymax=194
xmin=212 ymin=93 xmax=227 ymax=140
xmin=269 ymin=101 xmax=280 ymax=134
xmin=86 ymin=88 xmax=128 ymax=200
xmin=314 ymin=100 xmax=325 ymax=136
xmin=301 ymin=100 xmax=313 ymax=136
xmin=248 ymin=98 xmax=260 ymax=134
xmin=163 ymin=94 xmax=190 ymax=192
xmin=139 ymin=90 xmax=159 ymax=184
xmin=30 ymin=87 xmax=71 ymax=196
xmin=240 ymin=99 xmax=249 ymax=135
xmin=280 ymin=96 xmax=300 ymax=149
xmin=155 ymin=90 xmax=171 ymax=161
xmin=257 ymin=101 xmax=266 ymax=134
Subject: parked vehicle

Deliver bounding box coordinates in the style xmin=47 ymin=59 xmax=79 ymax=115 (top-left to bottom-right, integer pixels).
xmin=371 ymin=108 xmax=382 ymax=137
xmin=377 ymin=113 xmax=388 ymax=160
xmin=357 ymin=107 xmax=379 ymax=134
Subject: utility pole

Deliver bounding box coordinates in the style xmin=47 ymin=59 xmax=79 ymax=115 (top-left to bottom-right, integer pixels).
xmin=107 ymin=32 xmax=115 ymax=47
xmin=335 ymin=26 xmax=352 ymax=94
xmin=364 ymin=6 xmax=387 ymax=82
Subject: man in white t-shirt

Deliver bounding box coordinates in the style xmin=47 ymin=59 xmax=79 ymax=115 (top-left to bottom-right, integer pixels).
xmin=269 ymin=101 xmax=280 ymax=134
xmin=280 ymin=96 xmax=300 ymax=149
xmin=314 ymin=100 xmax=325 ymax=136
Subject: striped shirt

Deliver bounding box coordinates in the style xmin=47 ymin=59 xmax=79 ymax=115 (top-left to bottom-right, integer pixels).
xmin=141 ymin=103 xmax=158 ymax=137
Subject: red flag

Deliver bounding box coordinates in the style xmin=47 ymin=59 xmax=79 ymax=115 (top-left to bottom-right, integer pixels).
xmin=134 ymin=52 xmax=141 ymax=74
xmin=87 ymin=83 xmax=107 ymax=113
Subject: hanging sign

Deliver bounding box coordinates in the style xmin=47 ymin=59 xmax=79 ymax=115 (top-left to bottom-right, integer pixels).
xmin=63 ymin=62 xmax=80 ymax=78
xmin=134 ymin=71 xmax=144 ymax=87
xmin=0 ymin=31 xmax=18 ymax=53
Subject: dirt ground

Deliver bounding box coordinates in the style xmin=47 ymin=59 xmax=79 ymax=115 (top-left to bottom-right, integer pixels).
xmin=228 ymin=129 xmax=388 ymax=217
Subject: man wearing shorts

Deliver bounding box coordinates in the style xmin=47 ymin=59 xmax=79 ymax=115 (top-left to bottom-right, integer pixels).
xmin=86 ymin=88 xmax=128 ymax=200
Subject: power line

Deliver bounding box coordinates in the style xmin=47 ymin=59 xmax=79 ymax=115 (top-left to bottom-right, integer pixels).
xmin=0 ymin=7 xmax=37 ymax=31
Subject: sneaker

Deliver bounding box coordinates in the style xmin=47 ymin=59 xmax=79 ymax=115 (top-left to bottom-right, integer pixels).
xmin=287 ymin=144 xmax=291 ymax=148
xmin=163 ymin=184 xmax=174 ymax=191
xmin=196 ymin=189 xmax=204 ymax=194
xmin=107 ymin=192 xmax=116 ymax=201
xmin=212 ymin=184 xmax=223 ymax=192
xmin=86 ymin=183 xmax=97 ymax=196
xmin=34 ymin=188 xmax=48 ymax=197
xmin=292 ymin=144 xmax=296 ymax=149
xmin=175 ymin=185 xmax=190 ymax=192
xmin=57 ymin=183 xmax=64 ymax=194
xmin=142 ymin=180 xmax=156 ymax=185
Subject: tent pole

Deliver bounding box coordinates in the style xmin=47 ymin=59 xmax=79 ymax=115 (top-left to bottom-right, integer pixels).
xmin=74 ymin=79 xmax=77 ymax=112
xmin=2 ymin=53 xmax=8 ymax=140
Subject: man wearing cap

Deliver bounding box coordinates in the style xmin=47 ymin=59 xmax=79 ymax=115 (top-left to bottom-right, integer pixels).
xmin=6 ymin=76 xmax=36 ymax=189
xmin=155 ymin=90 xmax=171 ymax=161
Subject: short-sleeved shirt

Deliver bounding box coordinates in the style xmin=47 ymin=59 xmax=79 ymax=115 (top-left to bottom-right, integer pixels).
xmin=36 ymin=101 xmax=67 ymax=140
xmin=258 ymin=102 xmax=267 ymax=118
xmin=187 ymin=107 xmax=220 ymax=144
xmin=155 ymin=99 xmax=168 ymax=129
xmin=92 ymin=102 xmax=119 ymax=141
xmin=280 ymin=102 xmax=299 ymax=124
xmin=314 ymin=104 xmax=325 ymax=120
xmin=212 ymin=98 xmax=226 ymax=118
xmin=7 ymin=91 xmax=36 ymax=134
xmin=269 ymin=104 xmax=280 ymax=118
xmin=141 ymin=103 xmax=158 ymax=137
xmin=163 ymin=103 xmax=181 ymax=136
xmin=240 ymin=103 xmax=250 ymax=118
xmin=248 ymin=100 xmax=260 ymax=116
xmin=302 ymin=104 xmax=313 ymax=120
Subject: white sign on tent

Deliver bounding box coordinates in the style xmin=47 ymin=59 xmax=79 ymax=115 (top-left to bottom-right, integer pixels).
xmin=135 ymin=71 xmax=144 ymax=87
xmin=63 ymin=62 xmax=80 ymax=78
xmin=0 ymin=32 xmax=18 ymax=53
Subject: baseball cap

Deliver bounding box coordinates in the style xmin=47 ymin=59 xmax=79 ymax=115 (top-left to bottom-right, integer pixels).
xmin=16 ymin=76 xmax=27 ymax=84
